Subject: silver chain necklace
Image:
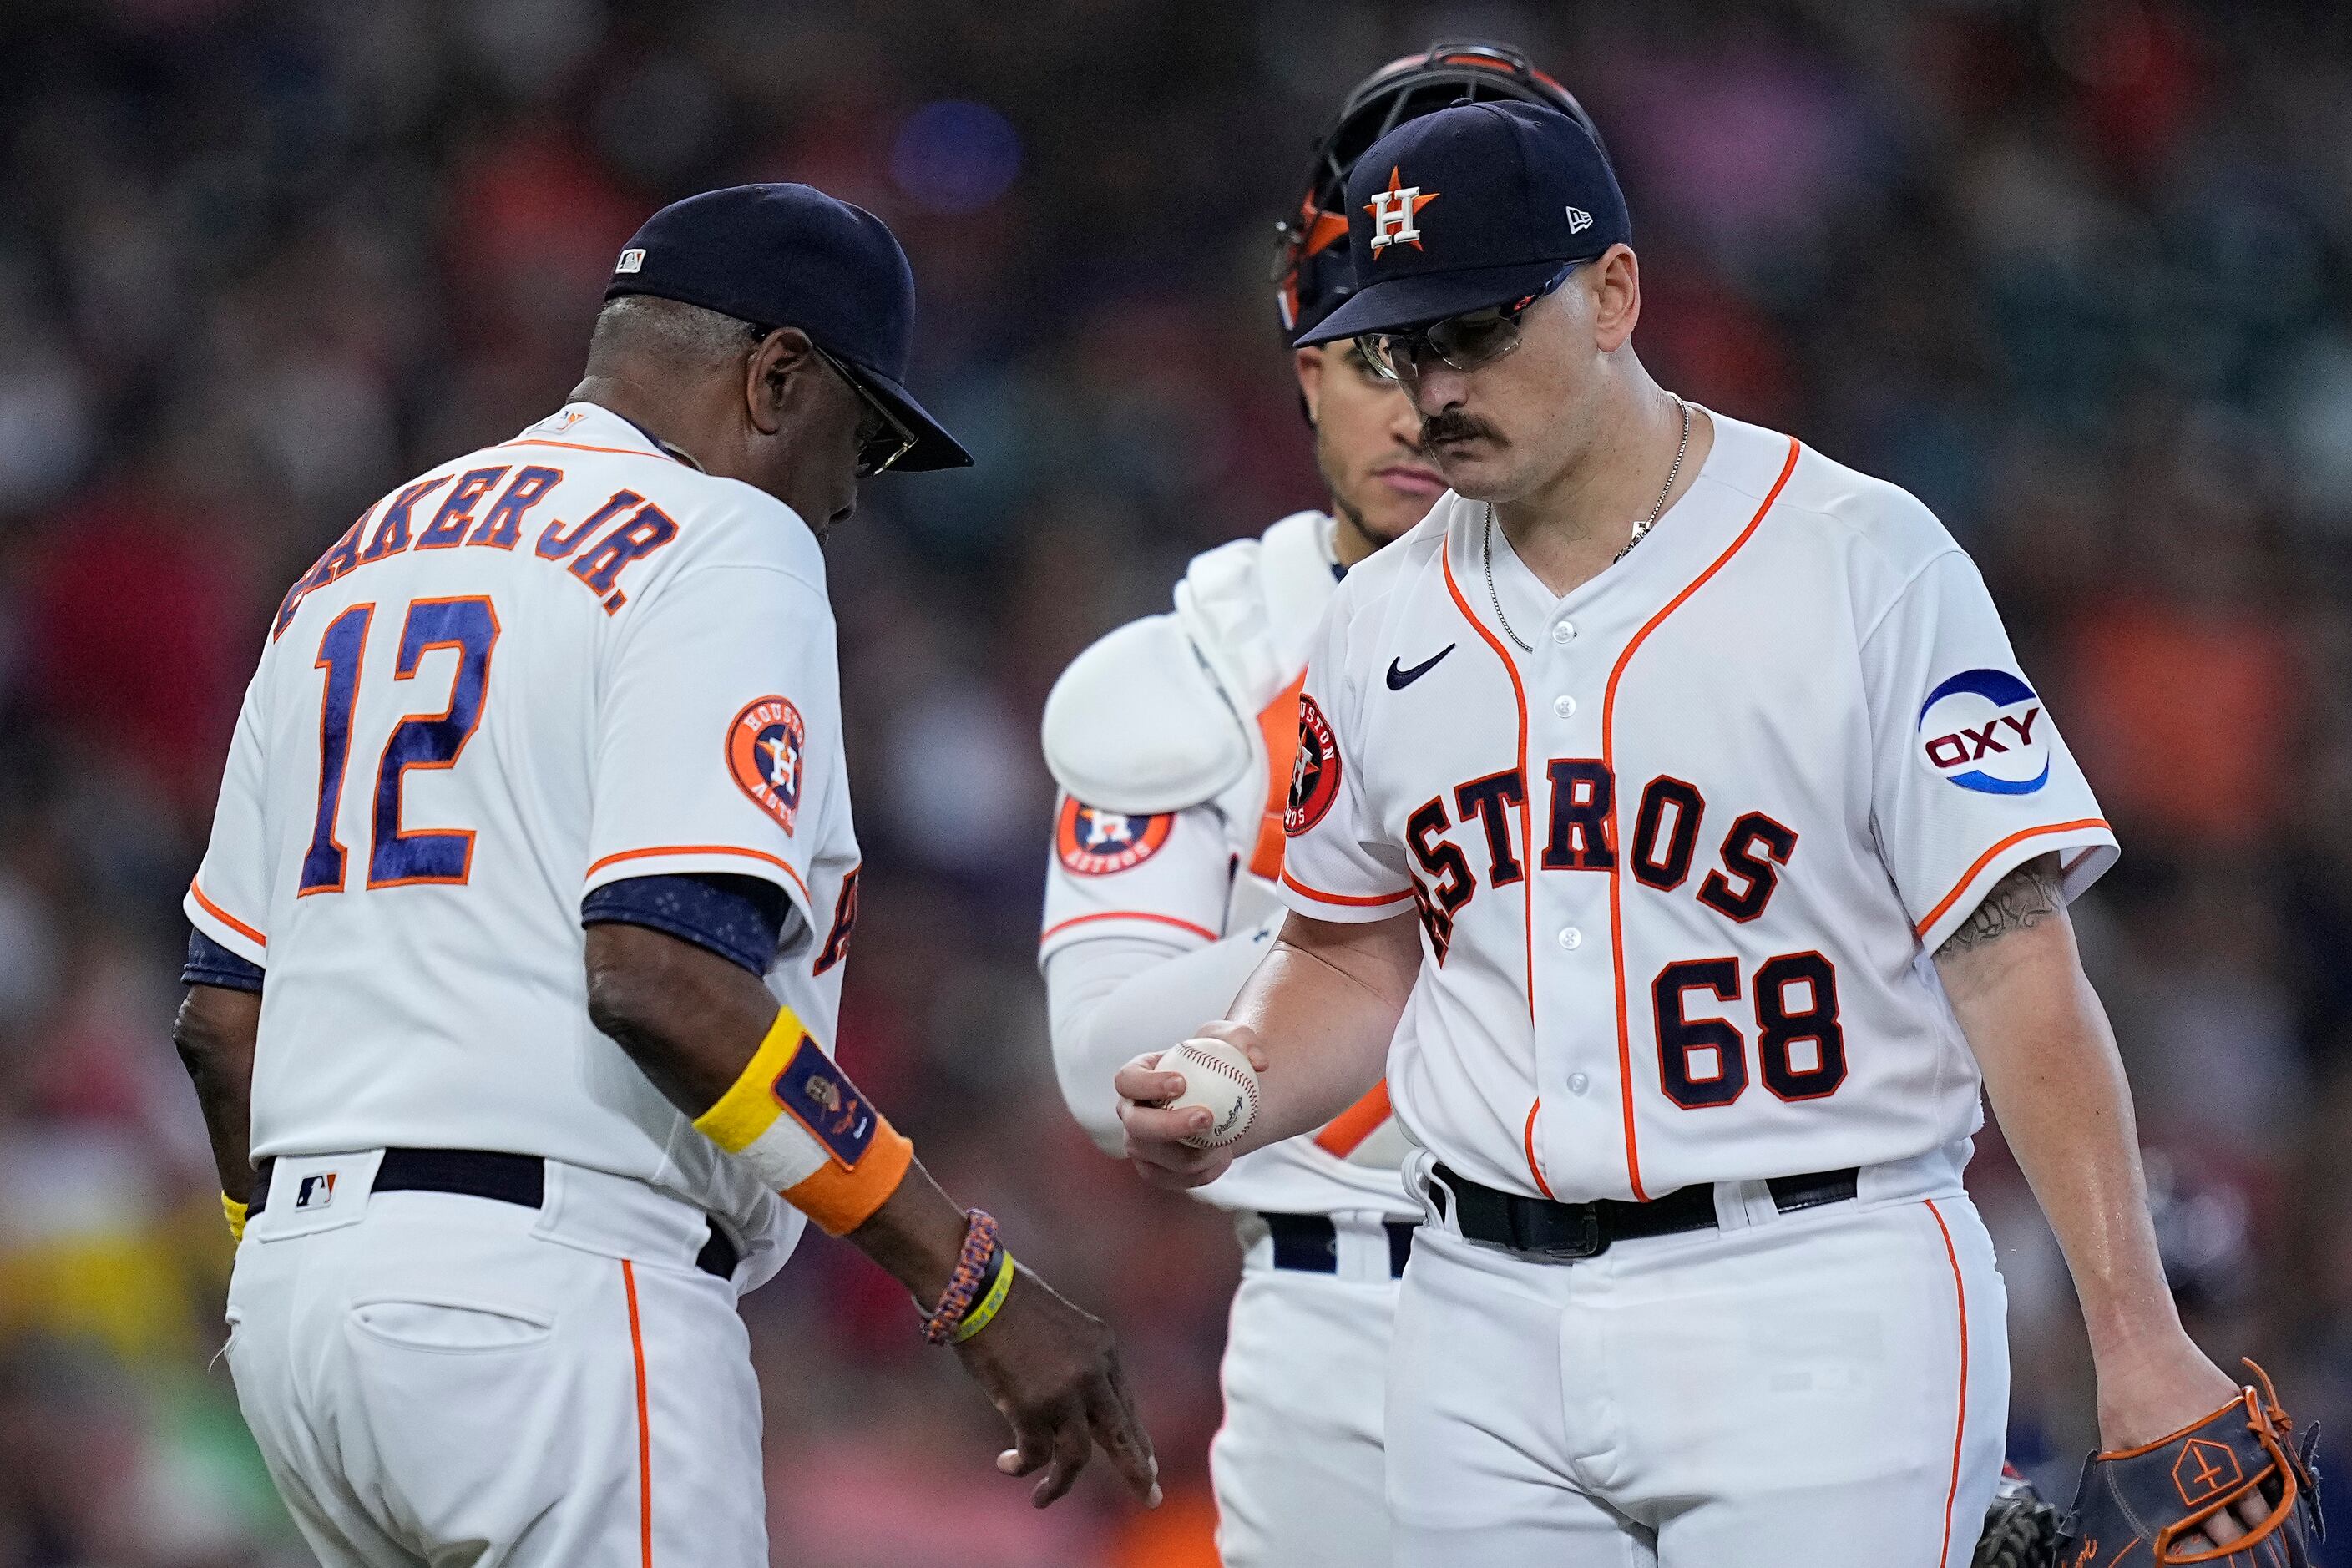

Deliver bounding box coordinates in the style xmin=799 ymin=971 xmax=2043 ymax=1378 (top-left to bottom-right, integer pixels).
xmin=1484 ymin=397 xmax=1692 ymax=654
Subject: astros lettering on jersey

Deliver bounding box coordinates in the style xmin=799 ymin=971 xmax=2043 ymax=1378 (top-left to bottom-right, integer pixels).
xmin=185 ymin=402 xmax=868 ymax=1273
xmin=1273 ymin=411 xmax=2116 ymax=1205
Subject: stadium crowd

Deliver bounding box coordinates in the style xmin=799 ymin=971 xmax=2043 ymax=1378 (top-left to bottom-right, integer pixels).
xmin=0 ymin=1 xmax=2346 ymax=1563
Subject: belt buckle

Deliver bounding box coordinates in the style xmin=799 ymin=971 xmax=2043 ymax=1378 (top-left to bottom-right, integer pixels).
xmin=1528 ymin=1204 xmax=1606 ymax=1261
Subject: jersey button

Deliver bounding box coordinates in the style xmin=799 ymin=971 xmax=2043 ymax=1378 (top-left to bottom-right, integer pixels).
xmin=1552 ymin=620 xmax=1576 ymax=645
xmin=1552 ymin=695 xmax=1576 ymax=718
xmin=1567 ymin=1071 xmax=1590 ymax=1095
xmin=1557 ymin=926 xmax=1582 ymax=950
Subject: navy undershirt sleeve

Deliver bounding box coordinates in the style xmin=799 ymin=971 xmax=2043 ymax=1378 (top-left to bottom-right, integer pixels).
xmin=183 ymin=928 xmax=266 ymax=993
xmin=580 ymin=873 xmax=791 ymax=977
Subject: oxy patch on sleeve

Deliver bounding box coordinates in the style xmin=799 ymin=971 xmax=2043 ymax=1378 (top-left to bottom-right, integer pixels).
xmin=771 ymin=1033 xmax=878 ymax=1169
xmin=1914 ymin=668 xmax=2049 ymax=796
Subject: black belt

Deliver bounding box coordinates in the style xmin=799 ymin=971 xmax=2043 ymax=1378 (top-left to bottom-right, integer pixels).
xmin=1431 ymin=1163 xmax=1858 ymax=1261
xmin=250 ymin=1148 xmax=740 ymax=1281
xmin=1262 ymin=1212 xmax=1416 ymax=1279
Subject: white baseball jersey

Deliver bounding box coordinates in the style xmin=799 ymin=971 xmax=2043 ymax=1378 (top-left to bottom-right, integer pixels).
xmin=1275 ymin=410 xmax=2117 ymax=1204
xmin=1039 ymin=511 xmax=1414 ymax=1219
xmin=185 ymin=402 xmax=867 ymax=1258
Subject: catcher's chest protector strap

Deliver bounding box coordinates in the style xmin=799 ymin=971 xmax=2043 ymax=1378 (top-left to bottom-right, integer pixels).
xmin=2057 ymin=1360 xmax=2324 ymax=1566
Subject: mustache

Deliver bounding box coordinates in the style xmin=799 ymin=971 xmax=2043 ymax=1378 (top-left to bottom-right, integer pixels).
xmin=1420 ymin=411 xmax=1500 ymax=448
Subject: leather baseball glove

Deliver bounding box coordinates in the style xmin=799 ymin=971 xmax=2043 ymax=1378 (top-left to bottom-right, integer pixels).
xmin=1976 ymin=1464 xmax=2061 ymax=1567
xmin=2056 ymin=1361 xmax=2324 ymax=1566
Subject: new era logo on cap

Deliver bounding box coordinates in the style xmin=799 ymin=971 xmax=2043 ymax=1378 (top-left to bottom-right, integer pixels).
xmin=615 ymin=247 xmax=645 ymax=275
xmin=1565 ymin=206 xmax=1593 ymax=234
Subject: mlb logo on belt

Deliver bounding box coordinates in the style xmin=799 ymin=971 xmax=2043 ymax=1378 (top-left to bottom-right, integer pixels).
xmin=295 ymin=1172 xmax=339 ymax=1211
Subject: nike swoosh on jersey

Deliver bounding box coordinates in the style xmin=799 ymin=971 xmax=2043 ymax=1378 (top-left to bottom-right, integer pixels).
xmin=1386 ymin=644 xmax=1455 ymax=690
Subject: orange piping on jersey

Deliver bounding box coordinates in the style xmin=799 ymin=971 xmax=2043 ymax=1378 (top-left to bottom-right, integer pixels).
xmin=1926 ymin=1200 xmax=1970 ymax=1568
xmin=1438 ymin=547 xmax=1534 ymax=1023
xmin=501 ymin=438 xmax=684 ymax=463
xmin=1279 ymin=868 xmax=1412 ymax=908
xmin=1250 ymin=672 xmax=1308 ymax=881
xmin=189 ymin=880 xmax=266 ymax=948
xmin=1039 ymin=910 xmax=1219 ymax=946
xmin=1604 ymin=435 xmax=1801 ymax=1201
xmin=585 ymin=844 xmax=811 ymax=907
xmin=621 ymin=1258 xmax=654 ymax=1568
xmin=1521 ymin=1100 xmax=1554 ymax=1198
xmin=1313 ymin=1080 xmax=1393 ymax=1157
xmin=1913 ymin=819 xmax=2111 ymax=942
xmin=1441 ymin=539 xmax=1544 ymax=1196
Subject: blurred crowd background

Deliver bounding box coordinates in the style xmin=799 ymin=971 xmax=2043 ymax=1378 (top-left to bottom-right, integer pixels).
xmin=1 ymin=0 xmax=2347 ymax=1563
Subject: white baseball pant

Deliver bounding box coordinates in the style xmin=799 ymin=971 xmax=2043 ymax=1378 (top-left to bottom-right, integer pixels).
xmin=1387 ymin=1180 xmax=2007 ymax=1567
xmin=222 ymin=1151 xmax=767 ymax=1568
xmin=1211 ymin=1212 xmax=1404 ymax=1567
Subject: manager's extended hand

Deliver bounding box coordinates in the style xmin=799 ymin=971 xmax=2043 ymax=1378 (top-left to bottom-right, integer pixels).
xmin=955 ymin=1262 xmax=1160 ymax=1510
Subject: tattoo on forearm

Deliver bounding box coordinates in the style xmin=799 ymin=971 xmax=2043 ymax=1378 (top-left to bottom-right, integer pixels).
xmin=1938 ymin=854 xmax=2063 ymax=956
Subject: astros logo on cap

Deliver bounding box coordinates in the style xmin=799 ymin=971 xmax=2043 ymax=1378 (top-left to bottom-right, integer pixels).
xmin=1366 ymin=167 xmax=1439 ymax=255
xmin=727 ymin=695 xmax=807 ymax=835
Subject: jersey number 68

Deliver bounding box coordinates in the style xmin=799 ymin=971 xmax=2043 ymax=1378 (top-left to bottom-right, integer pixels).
xmin=1651 ymin=951 xmax=1846 ymax=1108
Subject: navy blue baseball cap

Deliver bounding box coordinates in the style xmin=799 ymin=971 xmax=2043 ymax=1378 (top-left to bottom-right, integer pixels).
xmin=605 ymin=183 xmax=972 ymax=470
xmin=1295 ymin=100 xmax=1631 ymax=347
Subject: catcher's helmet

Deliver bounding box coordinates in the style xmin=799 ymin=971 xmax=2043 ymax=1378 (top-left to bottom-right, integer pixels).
xmin=1273 ymin=40 xmax=1609 ymax=340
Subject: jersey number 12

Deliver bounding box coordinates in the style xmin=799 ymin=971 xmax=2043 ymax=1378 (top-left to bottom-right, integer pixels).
xmin=299 ymin=595 xmax=500 ymax=894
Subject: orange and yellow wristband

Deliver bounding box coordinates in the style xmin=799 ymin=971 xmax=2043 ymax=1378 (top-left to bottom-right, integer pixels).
xmin=222 ymin=1193 xmax=248 ymax=1242
xmin=693 ymin=1005 xmax=913 ymax=1237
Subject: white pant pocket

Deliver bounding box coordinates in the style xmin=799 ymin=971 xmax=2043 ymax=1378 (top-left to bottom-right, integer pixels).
xmin=349 ymin=1297 xmax=555 ymax=1353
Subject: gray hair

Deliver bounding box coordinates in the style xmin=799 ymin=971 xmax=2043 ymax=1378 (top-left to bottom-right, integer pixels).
xmin=584 ymin=294 xmax=765 ymax=371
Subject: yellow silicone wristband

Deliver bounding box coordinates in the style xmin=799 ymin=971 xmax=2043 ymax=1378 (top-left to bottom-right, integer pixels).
xmin=951 ymin=1248 xmax=1015 ymax=1343
xmin=692 ymin=1005 xmax=809 ymax=1153
xmin=223 ymin=1193 xmax=248 ymax=1242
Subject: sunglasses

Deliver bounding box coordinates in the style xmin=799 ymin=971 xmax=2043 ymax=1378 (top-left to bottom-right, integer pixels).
xmin=1355 ymin=263 xmax=1581 ymax=387
xmin=813 ymin=346 xmax=920 ymax=478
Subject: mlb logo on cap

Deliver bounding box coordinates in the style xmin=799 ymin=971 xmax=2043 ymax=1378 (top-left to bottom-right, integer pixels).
xmin=615 ymin=247 xmax=646 ymax=275
xmin=1297 ymin=99 xmax=1631 ymax=346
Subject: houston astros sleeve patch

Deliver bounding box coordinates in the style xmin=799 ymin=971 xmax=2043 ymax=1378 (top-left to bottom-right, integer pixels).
xmin=726 ymin=695 xmax=807 ymax=835
xmin=1284 ymin=693 xmax=1341 ymax=835
xmin=1055 ymin=797 xmax=1173 ymax=875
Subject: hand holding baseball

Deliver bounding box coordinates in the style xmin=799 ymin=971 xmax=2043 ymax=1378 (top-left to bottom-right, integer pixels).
xmin=1115 ymin=1023 xmax=1272 ymax=1191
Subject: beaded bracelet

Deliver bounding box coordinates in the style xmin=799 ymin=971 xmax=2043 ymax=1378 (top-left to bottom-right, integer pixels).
xmin=919 ymin=1209 xmax=1004 ymax=1345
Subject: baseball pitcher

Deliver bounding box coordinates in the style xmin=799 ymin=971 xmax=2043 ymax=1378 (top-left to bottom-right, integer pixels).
xmin=1115 ymin=100 xmax=2319 ymax=1566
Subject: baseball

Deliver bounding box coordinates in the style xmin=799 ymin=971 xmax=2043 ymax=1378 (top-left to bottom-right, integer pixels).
xmin=1159 ymin=1037 xmax=1262 ymax=1149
